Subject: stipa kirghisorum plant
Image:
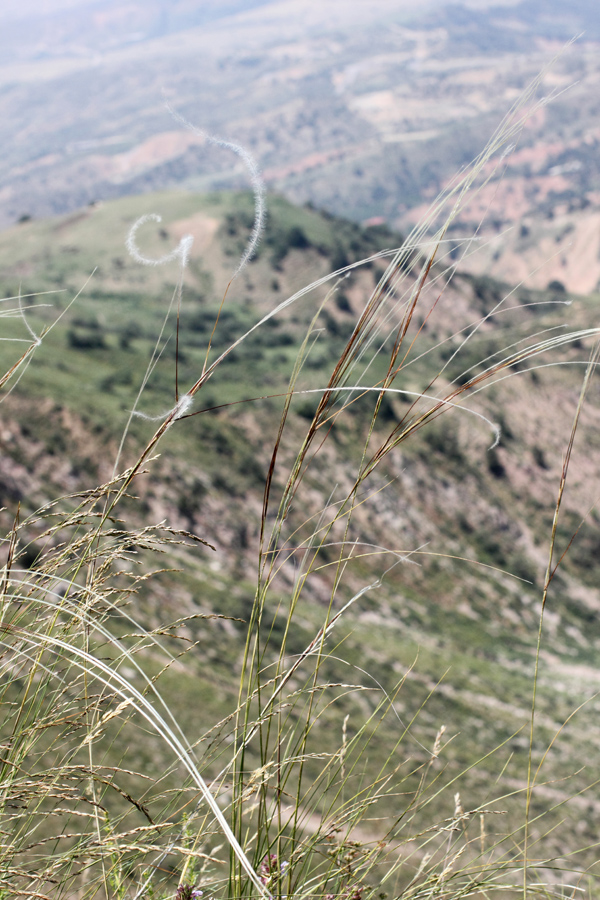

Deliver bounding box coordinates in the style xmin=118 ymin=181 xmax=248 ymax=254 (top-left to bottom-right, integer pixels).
xmin=1 ymin=53 xmax=599 ymax=900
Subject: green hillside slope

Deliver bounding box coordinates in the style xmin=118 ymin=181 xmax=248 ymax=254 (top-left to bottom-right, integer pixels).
xmin=1 ymin=190 xmax=600 ymax=898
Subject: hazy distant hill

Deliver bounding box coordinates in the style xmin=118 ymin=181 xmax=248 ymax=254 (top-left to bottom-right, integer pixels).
xmin=2 ymin=0 xmax=600 ymax=295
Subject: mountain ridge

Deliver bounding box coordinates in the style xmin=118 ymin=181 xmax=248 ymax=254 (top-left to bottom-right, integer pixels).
xmin=2 ymin=0 xmax=600 ymax=296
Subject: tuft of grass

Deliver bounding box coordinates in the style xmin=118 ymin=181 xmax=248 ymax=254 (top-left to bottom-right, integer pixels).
xmin=1 ymin=58 xmax=600 ymax=900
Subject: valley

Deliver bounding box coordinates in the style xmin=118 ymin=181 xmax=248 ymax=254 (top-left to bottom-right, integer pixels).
xmin=2 ymin=0 xmax=600 ymax=293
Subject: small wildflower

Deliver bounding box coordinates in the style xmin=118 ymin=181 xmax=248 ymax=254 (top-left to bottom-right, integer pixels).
xmin=175 ymin=885 xmax=202 ymax=900
xmin=259 ymin=854 xmax=279 ymax=885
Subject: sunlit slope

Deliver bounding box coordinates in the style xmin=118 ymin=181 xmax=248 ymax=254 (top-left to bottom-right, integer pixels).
xmin=1 ymin=191 xmax=600 ymax=865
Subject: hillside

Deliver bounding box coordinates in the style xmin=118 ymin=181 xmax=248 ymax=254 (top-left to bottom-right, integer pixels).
xmin=3 ymin=1 xmax=600 ymax=296
xmin=1 ymin=190 xmax=600 ymax=895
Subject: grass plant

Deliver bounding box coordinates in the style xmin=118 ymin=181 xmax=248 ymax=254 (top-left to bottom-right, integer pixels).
xmin=1 ymin=62 xmax=599 ymax=900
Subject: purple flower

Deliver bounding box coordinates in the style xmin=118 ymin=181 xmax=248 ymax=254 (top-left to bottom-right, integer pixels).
xmin=175 ymin=885 xmax=202 ymax=900
xmin=259 ymin=854 xmax=279 ymax=884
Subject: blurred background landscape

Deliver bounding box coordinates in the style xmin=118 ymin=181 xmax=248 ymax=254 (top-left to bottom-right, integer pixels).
xmin=2 ymin=0 xmax=600 ymax=292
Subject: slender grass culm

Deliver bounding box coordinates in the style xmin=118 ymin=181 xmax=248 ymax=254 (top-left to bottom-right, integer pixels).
xmin=1 ymin=54 xmax=599 ymax=900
